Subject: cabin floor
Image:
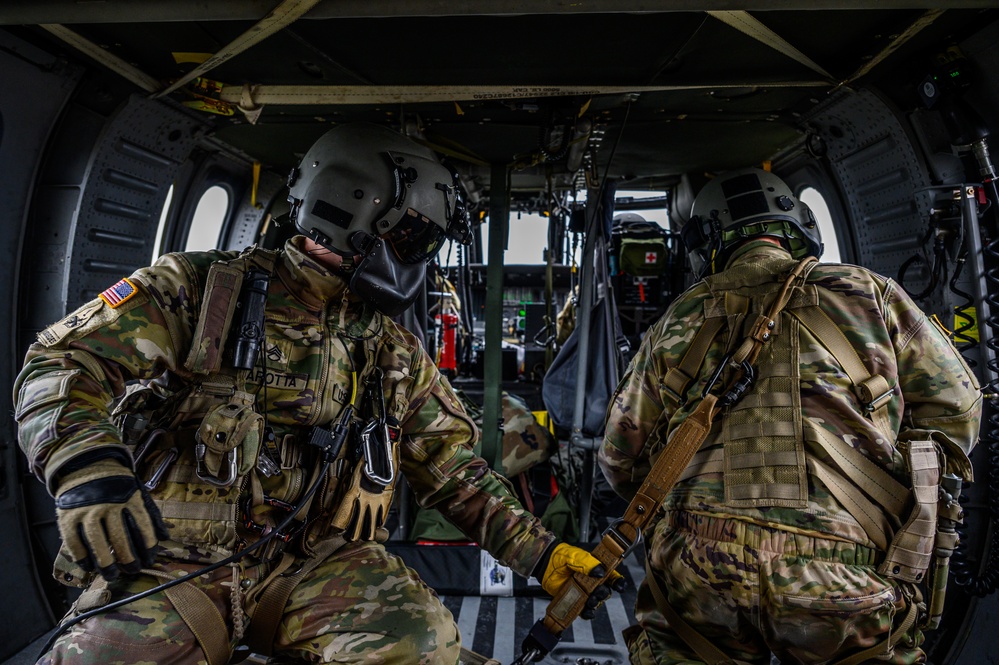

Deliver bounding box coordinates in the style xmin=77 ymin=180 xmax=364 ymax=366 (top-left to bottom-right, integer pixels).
xmin=1 ymin=546 xmax=644 ymax=665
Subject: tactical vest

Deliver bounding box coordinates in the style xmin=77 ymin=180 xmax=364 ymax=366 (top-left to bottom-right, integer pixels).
xmin=660 ymin=260 xmax=969 ymax=627
xmin=114 ymin=245 xmax=401 ymax=562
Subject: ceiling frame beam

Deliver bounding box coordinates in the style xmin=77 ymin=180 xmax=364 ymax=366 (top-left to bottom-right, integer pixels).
xmin=0 ymin=1 xmax=992 ymax=25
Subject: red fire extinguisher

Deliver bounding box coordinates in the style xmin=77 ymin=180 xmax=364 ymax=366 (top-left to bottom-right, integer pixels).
xmin=437 ymin=312 xmax=459 ymax=371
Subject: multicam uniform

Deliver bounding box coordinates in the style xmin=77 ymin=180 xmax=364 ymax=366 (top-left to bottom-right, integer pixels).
xmin=15 ymin=236 xmax=555 ymax=665
xmin=599 ymin=241 xmax=982 ymax=665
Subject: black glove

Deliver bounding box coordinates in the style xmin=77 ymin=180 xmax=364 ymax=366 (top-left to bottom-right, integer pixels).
xmin=55 ymin=459 xmax=169 ymax=581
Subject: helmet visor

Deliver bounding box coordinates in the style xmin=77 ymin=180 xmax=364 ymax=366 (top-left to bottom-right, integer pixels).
xmin=383 ymin=210 xmax=448 ymax=264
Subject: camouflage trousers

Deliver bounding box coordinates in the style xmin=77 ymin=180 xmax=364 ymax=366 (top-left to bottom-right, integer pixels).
xmin=40 ymin=539 xmax=461 ymax=664
xmin=626 ymin=512 xmax=925 ymax=665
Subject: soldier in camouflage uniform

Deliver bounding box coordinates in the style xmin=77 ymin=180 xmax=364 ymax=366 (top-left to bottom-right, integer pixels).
xmin=599 ymin=168 xmax=982 ymax=664
xmin=15 ymin=124 xmax=620 ymax=665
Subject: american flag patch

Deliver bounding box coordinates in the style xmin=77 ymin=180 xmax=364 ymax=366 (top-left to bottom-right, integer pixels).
xmin=99 ymin=278 xmax=138 ymax=308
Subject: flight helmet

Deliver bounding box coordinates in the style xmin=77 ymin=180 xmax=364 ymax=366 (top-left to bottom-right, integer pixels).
xmin=288 ymin=123 xmax=471 ymax=315
xmin=681 ymin=168 xmax=823 ymax=277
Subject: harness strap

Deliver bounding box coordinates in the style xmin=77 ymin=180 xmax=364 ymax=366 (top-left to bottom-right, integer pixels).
xmin=731 ymin=256 xmax=817 ymax=366
xmin=538 ymin=258 xmax=816 ymax=640
xmin=143 ymin=568 xmax=231 ymax=665
xmin=806 ymin=457 xmax=891 ymax=551
xmin=243 ymin=535 xmax=346 ymax=655
xmin=790 ymin=306 xmax=894 ymax=441
xmin=644 ymin=558 xmax=742 ymax=665
xmin=662 ymin=317 xmax=726 ymax=406
xmin=807 ymin=424 xmax=908 ymax=517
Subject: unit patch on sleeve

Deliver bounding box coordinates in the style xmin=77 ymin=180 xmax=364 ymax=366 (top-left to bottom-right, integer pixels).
xmin=99 ymin=278 xmax=139 ymax=308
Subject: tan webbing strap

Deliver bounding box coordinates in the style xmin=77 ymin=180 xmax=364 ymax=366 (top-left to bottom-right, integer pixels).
xmin=790 ymin=306 xmax=894 ymax=440
xmin=807 ymin=424 xmax=908 ymax=517
xmin=807 ymin=457 xmax=891 ymax=551
xmin=644 ymin=559 xmax=740 ymax=665
xmin=142 ymin=568 xmax=231 ymax=665
xmin=458 ymin=647 xmax=502 ymax=665
xmin=154 ymin=498 xmax=239 ymax=522
xmin=244 ymin=535 xmax=346 ymax=655
xmin=678 ymin=448 xmax=725 ymax=482
xmin=541 ymin=394 xmax=720 ymax=636
xmin=731 ymin=257 xmax=817 ymax=366
xmin=663 ymin=317 xmax=726 ymax=406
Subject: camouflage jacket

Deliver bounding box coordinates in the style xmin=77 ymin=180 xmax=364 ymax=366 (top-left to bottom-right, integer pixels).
xmin=599 ymin=241 xmax=982 ymax=546
xmin=15 ymin=236 xmax=554 ymax=578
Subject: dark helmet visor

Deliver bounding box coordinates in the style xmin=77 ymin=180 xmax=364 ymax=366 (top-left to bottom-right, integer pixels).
xmin=383 ymin=210 xmax=448 ymax=264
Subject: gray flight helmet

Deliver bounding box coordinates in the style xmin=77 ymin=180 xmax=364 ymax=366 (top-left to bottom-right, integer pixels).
xmin=286 ymin=123 xmax=471 ymax=315
xmin=287 ymin=122 xmax=470 ymax=263
xmin=681 ymin=167 xmax=823 ymax=277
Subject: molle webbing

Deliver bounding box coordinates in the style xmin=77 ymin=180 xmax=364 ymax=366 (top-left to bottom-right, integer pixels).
xmin=723 ymin=290 xmax=807 ymax=508
xmin=878 ymin=439 xmax=941 ymax=583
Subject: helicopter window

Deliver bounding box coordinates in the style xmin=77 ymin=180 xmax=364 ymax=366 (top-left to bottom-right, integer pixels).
xmin=799 ymin=186 xmax=841 ymax=263
xmin=481 ymin=212 xmax=550 ymax=265
xmin=615 ymin=190 xmax=670 ymax=230
xmin=152 ymin=184 xmax=174 ymax=259
xmin=186 ymin=185 xmax=230 ymax=252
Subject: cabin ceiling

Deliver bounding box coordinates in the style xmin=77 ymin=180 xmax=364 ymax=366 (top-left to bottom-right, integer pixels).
xmin=3 ymin=2 xmax=997 ymax=208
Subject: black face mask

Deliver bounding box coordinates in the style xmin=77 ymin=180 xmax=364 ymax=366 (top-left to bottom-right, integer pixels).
xmin=348 ymin=234 xmax=426 ymax=317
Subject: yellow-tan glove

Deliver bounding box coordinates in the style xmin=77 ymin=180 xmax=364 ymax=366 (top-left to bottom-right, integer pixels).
xmin=538 ymin=542 xmax=627 ymax=619
xmin=55 ymin=458 xmax=169 ymax=581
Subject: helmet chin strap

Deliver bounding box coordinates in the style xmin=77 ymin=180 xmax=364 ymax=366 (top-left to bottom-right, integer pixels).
xmin=303 ymin=232 xmax=356 ymax=274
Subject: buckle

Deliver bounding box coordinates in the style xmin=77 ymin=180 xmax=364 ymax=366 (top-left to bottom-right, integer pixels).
xmin=601 ymin=518 xmax=643 ymax=559
xmin=863 ymin=389 xmax=893 ymax=413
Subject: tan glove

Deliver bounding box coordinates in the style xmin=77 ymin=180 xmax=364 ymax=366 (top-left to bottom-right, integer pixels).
xmin=55 ymin=458 xmax=169 ymax=581
xmin=537 ymin=542 xmax=627 ymax=619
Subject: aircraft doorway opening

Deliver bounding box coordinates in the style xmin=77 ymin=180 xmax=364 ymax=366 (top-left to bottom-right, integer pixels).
xmin=799 ymin=186 xmax=841 ymax=263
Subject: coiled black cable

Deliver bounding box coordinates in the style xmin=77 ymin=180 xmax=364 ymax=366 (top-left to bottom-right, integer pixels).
xmin=951 ymin=232 xmax=999 ymax=596
xmin=36 ymin=454 xmax=334 ymax=658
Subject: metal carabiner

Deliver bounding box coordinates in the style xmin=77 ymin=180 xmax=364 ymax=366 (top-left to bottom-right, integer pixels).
xmin=195 ymin=443 xmax=239 ymax=487
xmin=701 ymin=353 xmax=732 ymax=399
xmin=359 ymin=419 xmax=395 ymax=487
xmin=143 ymin=447 xmax=179 ymax=491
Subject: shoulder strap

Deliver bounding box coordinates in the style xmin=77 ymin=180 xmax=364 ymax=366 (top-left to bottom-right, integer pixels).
xmin=184 ymin=245 xmax=279 ymax=375
xmin=538 ymin=258 xmax=817 ymax=638
xmin=789 ymin=305 xmax=894 ymax=440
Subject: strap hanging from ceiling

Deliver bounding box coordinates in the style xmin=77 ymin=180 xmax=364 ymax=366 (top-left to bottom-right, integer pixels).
xmin=152 ymin=0 xmax=323 ymax=99
xmin=40 ymin=23 xmax=161 ymax=92
xmin=707 ymin=10 xmax=834 ymax=81
xmin=844 ymin=8 xmax=945 ymax=85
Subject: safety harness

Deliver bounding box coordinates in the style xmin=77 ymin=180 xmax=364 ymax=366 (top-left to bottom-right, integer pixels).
xmin=525 ymin=256 xmax=962 ymax=664
xmin=104 ymin=245 xmax=404 ymax=664
xmin=644 ymin=256 xmax=962 ymax=665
